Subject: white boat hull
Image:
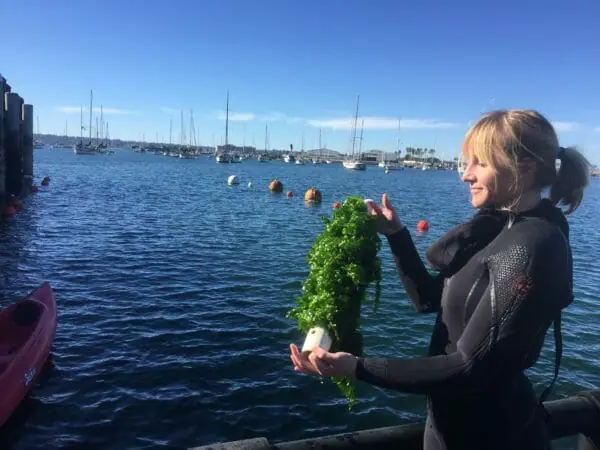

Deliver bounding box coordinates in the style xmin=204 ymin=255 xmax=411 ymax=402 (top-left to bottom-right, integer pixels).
xmin=343 ymin=160 xmax=366 ymax=170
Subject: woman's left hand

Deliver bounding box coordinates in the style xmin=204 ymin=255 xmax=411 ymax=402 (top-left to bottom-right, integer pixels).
xmin=289 ymin=344 xmax=358 ymax=378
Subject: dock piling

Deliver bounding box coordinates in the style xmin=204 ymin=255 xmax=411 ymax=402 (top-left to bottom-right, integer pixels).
xmin=5 ymin=92 xmax=23 ymax=197
xmin=22 ymin=104 xmax=34 ymax=195
xmin=0 ymin=75 xmax=5 ymax=200
xmin=0 ymin=75 xmax=34 ymax=212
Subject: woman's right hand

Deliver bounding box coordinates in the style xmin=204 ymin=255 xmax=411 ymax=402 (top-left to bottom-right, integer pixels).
xmin=365 ymin=193 xmax=405 ymax=236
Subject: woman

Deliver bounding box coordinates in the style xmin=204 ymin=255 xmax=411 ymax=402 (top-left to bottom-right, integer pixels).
xmin=289 ymin=109 xmax=590 ymax=450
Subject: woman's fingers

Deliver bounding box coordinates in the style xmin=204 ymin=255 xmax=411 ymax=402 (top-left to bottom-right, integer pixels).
xmin=290 ymin=343 xmax=319 ymax=374
xmin=382 ymin=192 xmax=393 ymax=210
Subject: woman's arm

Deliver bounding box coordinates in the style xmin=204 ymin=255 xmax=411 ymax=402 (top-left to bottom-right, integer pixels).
xmin=356 ymin=227 xmax=571 ymax=395
xmin=387 ymin=228 xmax=444 ymax=314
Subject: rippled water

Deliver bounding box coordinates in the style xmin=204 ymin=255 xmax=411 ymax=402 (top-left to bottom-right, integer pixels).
xmin=0 ymin=149 xmax=598 ymax=449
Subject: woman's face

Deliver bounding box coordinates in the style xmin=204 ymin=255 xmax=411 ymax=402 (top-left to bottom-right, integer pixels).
xmin=461 ymin=156 xmax=512 ymax=208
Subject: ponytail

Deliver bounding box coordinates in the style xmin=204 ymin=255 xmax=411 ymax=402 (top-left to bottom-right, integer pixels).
xmin=550 ymin=146 xmax=591 ymax=215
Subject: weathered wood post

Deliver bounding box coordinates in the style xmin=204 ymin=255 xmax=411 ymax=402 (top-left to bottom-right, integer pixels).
xmin=22 ymin=104 xmax=33 ymax=196
xmin=5 ymin=92 xmax=23 ymax=197
xmin=0 ymin=75 xmax=5 ymax=207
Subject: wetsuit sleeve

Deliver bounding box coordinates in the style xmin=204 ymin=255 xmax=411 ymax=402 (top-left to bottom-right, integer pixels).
xmin=356 ymin=231 xmax=570 ymax=395
xmin=387 ymin=228 xmax=444 ymax=314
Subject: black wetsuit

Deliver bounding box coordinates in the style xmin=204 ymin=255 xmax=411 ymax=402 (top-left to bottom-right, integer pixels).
xmin=355 ymin=199 xmax=573 ymax=450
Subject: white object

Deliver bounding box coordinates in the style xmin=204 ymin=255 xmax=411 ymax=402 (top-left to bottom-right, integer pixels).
xmin=364 ymin=198 xmax=374 ymax=214
xmin=342 ymin=160 xmax=366 ymax=170
xmin=228 ymin=175 xmax=239 ymax=186
xmin=302 ymin=327 xmax=332 ymax=353
xmin=247 ymin=181 xmax=252 ymax=188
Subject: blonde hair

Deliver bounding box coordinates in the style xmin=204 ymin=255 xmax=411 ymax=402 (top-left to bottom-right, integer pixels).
xmin=460 ymin=109 xmax=590 ymax=214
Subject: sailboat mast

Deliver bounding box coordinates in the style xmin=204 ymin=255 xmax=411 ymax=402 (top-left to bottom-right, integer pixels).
xmin=169 ymin=118 xmax=173 ymax=145
xmin=225 ymin=91 xmax=229 ymax=147
xmin=264 ymin=124 xmax=268 ymax=152
xmin=358 ymin=119 xmax=365 ymax=155
xmin=350 ymin=95 xmax=360 ymax=156
xmin=88 ymin=90 xmax=93 ymax=142
xmin=397 ymin=118 xmax=402 ymax=157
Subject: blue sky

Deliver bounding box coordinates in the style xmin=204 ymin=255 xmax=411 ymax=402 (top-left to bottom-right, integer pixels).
xmin=3 ymin=0 xmax=600 ymax=162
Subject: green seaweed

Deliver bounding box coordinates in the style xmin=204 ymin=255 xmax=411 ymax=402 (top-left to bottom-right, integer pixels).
xmin=287 ymin=196 xmax=382 ymax=409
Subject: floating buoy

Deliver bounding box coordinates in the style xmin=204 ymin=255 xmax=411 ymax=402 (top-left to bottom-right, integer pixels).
xmin=41 ymin=176 xmax=50 ymax=186
xmin=333 ymin=201 xmax=341 ymax=209
xmin=286 ymin=191 xmax=293 ymax=199
xmin=31 ymin=185 xmax=39 ymax=193
xmin=247 ymin=181 xmax=252 ymax=189
xmin=385 ymin=168 xmax=390 ymax=175
xmin=417 ymin=220 xmax=430 ymax=232
xmin=3 ymin=206 xmax=16 ymax=217
xmin=228 ymin=175 xmax=239 ymax=186
xmin=269 ymin=179 xmax=283 ymax=193
xmin=304 ymin=187 xmax=322 ymax=203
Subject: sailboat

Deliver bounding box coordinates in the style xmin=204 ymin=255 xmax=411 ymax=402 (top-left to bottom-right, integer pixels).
xmin=74 ymin=90 xmax=97 ymax=155
xmin=295 ymin=127 xmax=306 ymax=164
xmin=381 ymin=119 xmax=404 ymax=171
xmin=216 ymin=92 xmax=235 ymax=163
xmin=342 ymin=95 xmax=366 ymax=171
xmin=312 ymin=128 xmax=324 ymax=164
xmin=258 ymin=124 xmax=269 ymax=162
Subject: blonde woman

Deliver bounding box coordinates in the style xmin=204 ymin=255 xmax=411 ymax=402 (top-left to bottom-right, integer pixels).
xmin=290 ymin=110 xmax=590 ymax=450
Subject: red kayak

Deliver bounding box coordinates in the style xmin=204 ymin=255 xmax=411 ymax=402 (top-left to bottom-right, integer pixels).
xmin=0 ymin=282 xmax=57 ymax=427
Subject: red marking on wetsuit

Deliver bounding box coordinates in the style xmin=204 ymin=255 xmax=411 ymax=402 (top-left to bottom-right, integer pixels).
xmin=513 ymin=275 xmax=534 ymax=297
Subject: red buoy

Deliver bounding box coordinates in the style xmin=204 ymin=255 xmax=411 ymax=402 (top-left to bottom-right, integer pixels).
xmin=31 ymin=185 xmax=39 ymax=193
xmin=286 ymin=191 xmax=293 ymax=199
xmin=417 ymin=220 xmax=430 ymax=232
xmin=333 ymin=201 xmax=341 ymax=209
xmin=10 ymin=198 xmax=22 ymax=209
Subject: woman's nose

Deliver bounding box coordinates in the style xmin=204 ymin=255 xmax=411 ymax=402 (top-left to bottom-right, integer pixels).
xmin=461 ymin=165 xmax=475 ymax=182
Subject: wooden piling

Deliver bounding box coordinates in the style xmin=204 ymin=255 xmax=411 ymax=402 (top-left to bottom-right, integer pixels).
xmin=0 ymin=76 xmax=34 ymax=211
xmin=5 ymin=92 xmax=23 ymax=197
xmin=0 ymin=75 xmax=5 ymax=205
xmin=22 ymin=104 xmax=33 ymax=195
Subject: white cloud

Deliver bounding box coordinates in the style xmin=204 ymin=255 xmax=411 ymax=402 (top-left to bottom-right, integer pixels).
xmin=211 ymin=109 xmax=459 ymax=130
xmin=306 ymin=117 xmax=459 ymax=131
xmin=160 ymin=107 xmax=178 ymax=115
xmin=216 ymin=111 xmax=256 ymax=122
xmin=552 ymin=121 xmax=580 ymax=132
xmin=56 ymin=106 xmax=138 ymax=115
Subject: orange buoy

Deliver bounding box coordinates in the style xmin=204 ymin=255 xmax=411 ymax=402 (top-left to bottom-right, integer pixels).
xmin=269 ymin=179 xmax=283 ymax=193
xmin=41 ymin=178 xmax=49 ymax=186
xmin=31 ymin=185 xmax=39 ymax=193
xmin=304 ymin=187 xmax=322 ymax=203
xmin=417 ymin=220 xmax=430 ymax=232
xmin=3 ymin=206 xmax=16 ymax=217
xmin=333 ymin=201 xmax=341 ymax=209
xmin=286 ymin=191 xmax=293 ymax=199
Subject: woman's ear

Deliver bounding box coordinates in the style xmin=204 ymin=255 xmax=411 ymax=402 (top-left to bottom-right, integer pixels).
xmin=519 ymin=157 xmax=539 ymax=187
